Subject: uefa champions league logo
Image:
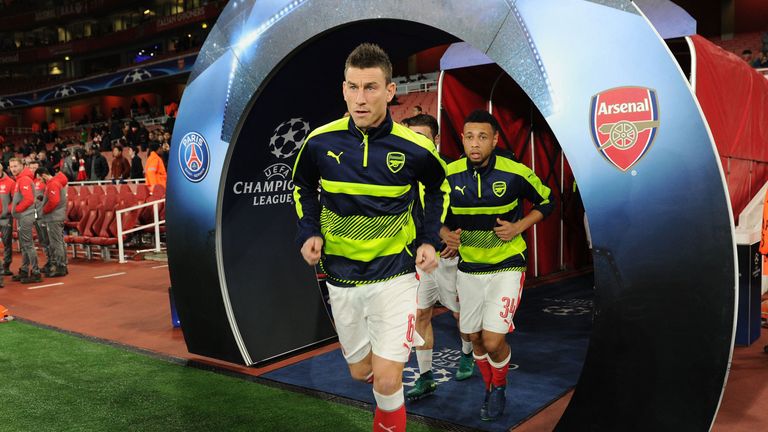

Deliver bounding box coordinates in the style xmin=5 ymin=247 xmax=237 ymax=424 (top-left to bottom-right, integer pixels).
xmin=179 ymin=131 xmax=210 ymax=182
xmin=542 ymin=298 xmax=593 ymax=316
xmin=402 ymin=367 xmax=452 ymax=387
xmin=268 ymin=118 xmax=310 ymax=159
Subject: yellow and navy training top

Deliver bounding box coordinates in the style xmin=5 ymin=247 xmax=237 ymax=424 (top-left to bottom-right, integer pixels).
xmin=292 ymin=113 xmax=450 ymax=287
xmin=445 ymin=153 xmax=553 ymax=274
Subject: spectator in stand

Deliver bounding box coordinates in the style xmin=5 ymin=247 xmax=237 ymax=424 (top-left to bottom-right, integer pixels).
xmin=88 ymin=144 xmax=108 ymax=181
xmin=126 ymin=122 xmax=138 ymax=149
xmin=93 ymin=131 xmax=107 ymax=151
xmin=752 ymin=51 xmax=768 ymax=68
xmin=137 ymin=123 xmax=150 ymax=152
xmin=31 ymin=122 xmax=40 ymax=136
xmin=763 ymin=30 xmax=768 ymax=55
xmin=145 ymin=142 xmax=166 ymax=187
xmin=0 ymin=161 xmax=14 ymax=278
xmin=48 ymin=121 xmax=57 ymax=140
xmin=110 ymin=118 xmax=122 ymax=143
xmin=32 ymin=136 xmax=44 ymax=154
xmin=412 ymin=105 xmax=423 ymax=116
xmin=36 ymin=167 xmax=68 ymax=277
xmin=37 ymin=150 xmax=53 ymax=173
xmin=2 ymin=144 xmax=13 ymax=168
xmin=60 ymin=149 xmax=76 ymax=181
xmin=110 ymin=144 xmax=130 ymax=182
xmin=121 ymin=121 xmax=132 ymax=144
xmin=9 ymin=157 xmax=41 ymax=284
xmin=76 ymin=148 xmax=88 ymax=181
xmin=49 ymin=145 xmax=63 ymax=174
xmin=741 ymin=49 xmax=754 ymax=64
xmin=140 ymin=98 xmax=150 ymax=114
xmin=164 ymin=112 xmax=176 ymax=131
xmin=40 ymin=120 xmax=48 ymax=143
xmin=160 ymin=141 xmax=170 ymax=169
xmin=128 ymin=146 xmax=144 ymax=179
xmin=147 ymin=130 xmax=157 ymax=148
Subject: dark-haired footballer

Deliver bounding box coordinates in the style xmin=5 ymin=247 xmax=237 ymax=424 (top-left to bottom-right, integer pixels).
xmin=442 ymin=110 xmax=553 ymax=421
xmin=292 ymin=43 xmax=449 ymax=432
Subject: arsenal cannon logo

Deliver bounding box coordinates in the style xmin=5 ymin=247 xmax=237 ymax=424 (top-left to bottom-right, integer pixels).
xmin=589 ymin=86 xmax=660 ymax=172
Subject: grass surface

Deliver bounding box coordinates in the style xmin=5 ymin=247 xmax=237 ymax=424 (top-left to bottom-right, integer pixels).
xmin=0 ymin=321 xmax=441 ymax=432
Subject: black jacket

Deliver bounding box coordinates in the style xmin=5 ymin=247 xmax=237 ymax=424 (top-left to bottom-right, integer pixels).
xmin=293 ymin=114 xmax=449 ymax=286
xmin=90 ymin=153 xmax=109 ymax=180
xmin=130 ymin=154 xmax=144 ymax=179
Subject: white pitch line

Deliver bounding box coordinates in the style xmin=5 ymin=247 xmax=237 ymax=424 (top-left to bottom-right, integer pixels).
xmin=94 ymin=272 xmax=127 ymax=279
xmin=151 ymin=264 xmax=169 ymax=269
xmin=28 ymin=282 xmax=64 ymax=290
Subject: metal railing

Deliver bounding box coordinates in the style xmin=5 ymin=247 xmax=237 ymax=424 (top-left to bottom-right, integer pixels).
xmin=69 ymin=178 xmax=146 ymax=187
xmin=395 ymin=79 xmax=438 ymax=95
xmin=116 ymin=198 xmax=165 ymax=263
xmin=3 ymin=126 xmax=33 ymax=135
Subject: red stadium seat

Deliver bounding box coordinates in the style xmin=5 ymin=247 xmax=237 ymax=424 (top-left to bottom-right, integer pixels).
xmin=90 ymin=185 xmax=105 ymax=196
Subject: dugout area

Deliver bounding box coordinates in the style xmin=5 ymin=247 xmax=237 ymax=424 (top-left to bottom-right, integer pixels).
xmin=167 ymin=1 xmax=737 ymax=430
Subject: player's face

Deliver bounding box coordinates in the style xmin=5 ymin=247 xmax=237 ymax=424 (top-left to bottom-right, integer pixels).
xmin=407 ymin=125 xmax=435 ymax=145
xmin=462 ymin=122 xmax=497 ymax=167
xmin=8 ymin=161 xmax=21 ymax=176
xmin=343 ymin=67 xmax=395 ymax=131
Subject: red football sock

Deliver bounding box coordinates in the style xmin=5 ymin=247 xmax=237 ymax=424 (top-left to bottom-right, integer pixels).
xmin=489 ymin=351 xmax=511 ymax=387
xmin=474 ymin=353 xmax=492 ymax=390
xmin=373 ymin=405 xmax=406 ymax=432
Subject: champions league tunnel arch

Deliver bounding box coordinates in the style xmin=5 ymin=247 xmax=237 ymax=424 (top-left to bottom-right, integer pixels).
xmin=166 ymin=0 xmax=736 ymax=429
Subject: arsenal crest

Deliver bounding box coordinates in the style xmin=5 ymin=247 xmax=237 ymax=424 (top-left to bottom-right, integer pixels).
xmin=386 ymin=152 xmax=405 ymax=173
xmin=492 ymin=181 xmax=506 ymax=197
xmin=589 ymin=86 xmax=659 ymax=172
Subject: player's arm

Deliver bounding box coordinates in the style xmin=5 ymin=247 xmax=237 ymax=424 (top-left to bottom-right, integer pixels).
xmin=415 ymin=150 xmax=449 ymax=249
xmin=415 ymin=148 xmax=450 ymax=272
xmin=292 ymin=139 xmax=323 ymax=264
xmin=494 ymin=168 xmax=554 ymax=241
xmin=43 ymin=182 xmax=61 ymax=214
xmin=14 ymin=178 xmax=34 ymax=213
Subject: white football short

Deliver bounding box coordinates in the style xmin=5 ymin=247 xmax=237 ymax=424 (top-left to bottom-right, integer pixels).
xmin=416 ymin=256 xmax=460 ymax=313
xmin=327 ymin=273 xmax=421 ymax=364
xmin=456 ymin=270 xmax=525 ymax=334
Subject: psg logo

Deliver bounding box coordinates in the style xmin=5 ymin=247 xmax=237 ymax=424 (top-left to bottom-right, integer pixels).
xmin=178 ymin=131 xmax=210 ymax=182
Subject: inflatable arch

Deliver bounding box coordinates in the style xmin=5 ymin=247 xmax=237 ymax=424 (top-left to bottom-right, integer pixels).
xmin=167 ymin=0 xmax=736 ymax=428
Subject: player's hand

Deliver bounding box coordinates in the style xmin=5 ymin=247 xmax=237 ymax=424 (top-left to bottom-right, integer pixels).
xmin=440 ymin=226 xmax=462 ymax=250
xmin=441 ymin=246 xmax=458 ymax=259
xmin=494 ymin=218 xmax=523 ymax=241
xmin=415 ymin=243 xmax=438 ymax=274
xmin=300 ymin=236 xmax=323 ymax=265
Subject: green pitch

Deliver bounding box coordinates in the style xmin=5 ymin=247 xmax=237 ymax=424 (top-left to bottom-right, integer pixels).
xmin=0 ymin=321 xmax=441 ymax=432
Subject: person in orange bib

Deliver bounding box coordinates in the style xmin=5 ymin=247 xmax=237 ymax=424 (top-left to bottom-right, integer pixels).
xmin=145 ymin=142 xmax=167 ymax=187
